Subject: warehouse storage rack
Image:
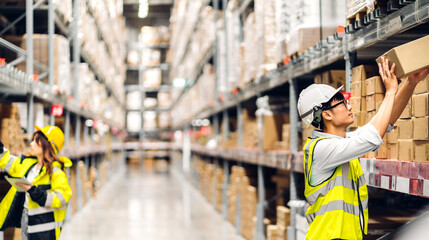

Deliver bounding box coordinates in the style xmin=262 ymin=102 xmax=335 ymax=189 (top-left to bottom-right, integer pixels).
xmin=169 ymin=1 xmax=429 ymax=240
xmin=124 ymin=39 xmax=172 ymax=166
xmin=0 ymin=1 xmax=127 ymax=238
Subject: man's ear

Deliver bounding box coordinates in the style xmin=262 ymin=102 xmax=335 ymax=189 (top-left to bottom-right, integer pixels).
xmin=322 ymin=110 xmax=333 ymax=122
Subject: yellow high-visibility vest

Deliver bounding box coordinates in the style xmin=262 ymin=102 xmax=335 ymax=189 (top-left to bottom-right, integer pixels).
xmin=0 ymin=150 xmax=72 ymax=240
xmin=303 ymin=137 xmax=369 ymax=240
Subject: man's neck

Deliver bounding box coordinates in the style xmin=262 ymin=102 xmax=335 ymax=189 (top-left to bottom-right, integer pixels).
xmin=324 ymin=126 xmax=347 ymax=138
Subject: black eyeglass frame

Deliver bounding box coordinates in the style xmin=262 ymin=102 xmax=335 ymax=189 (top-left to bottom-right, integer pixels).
xmin=323 ymin=99 xmax=348 ymax=111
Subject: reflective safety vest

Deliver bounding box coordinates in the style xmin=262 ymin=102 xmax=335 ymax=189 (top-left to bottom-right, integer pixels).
xmin=303 ymin=137 xmax=368 ymax=240
xmin=0 ymin=149 xmax=72 ymax=240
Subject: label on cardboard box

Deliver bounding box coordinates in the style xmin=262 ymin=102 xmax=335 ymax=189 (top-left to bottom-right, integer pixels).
xmin=366 ymin=76 xmax=385 ymax=95
xmin=398 ymin=140 xmax=414 ymax=161
xmin=412 ymin=117 xmax=429 ymax=140
xmin=366 ymin=93 xmax=384 ymax=111
xmin=376 ymin=35 xmax=429 ymax=79
xmin=414 ymin=141 xmax=429 ymax=162
xmin=412 ymin=93 xmax=429 ymax=117
xmin=396 ymin=119 xmax=413 ymax=139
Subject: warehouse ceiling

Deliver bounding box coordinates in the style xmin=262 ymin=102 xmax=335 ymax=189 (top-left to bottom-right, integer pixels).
xmin=123 ymin=0 xmax=173 ymax=29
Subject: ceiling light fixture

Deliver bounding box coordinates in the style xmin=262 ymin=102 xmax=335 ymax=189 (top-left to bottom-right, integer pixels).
xmin=138 ymin=0 xmax=149 ymax=18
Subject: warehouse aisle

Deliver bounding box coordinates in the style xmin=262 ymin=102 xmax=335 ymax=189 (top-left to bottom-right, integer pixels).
xmin=60 ymin=164 xmax=244 ymax=240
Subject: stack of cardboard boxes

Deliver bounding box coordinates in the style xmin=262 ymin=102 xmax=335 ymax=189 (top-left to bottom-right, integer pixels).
xmin=266 ymin=206 xmax=291 ymax=240
xmin=227 ymin=166 xmax=258 ymax=240
xmin=214 ymin=168 xmax=224 ymax=212
xmin=314 ymin=70 xmax=346 ymax=89
xmin=349 ymin=65 xmax=379 ymax=129
xmin=0 ymin=104 xmax=27 ymax=154
xmin=396 ymin=75 xmax=429 ymax=161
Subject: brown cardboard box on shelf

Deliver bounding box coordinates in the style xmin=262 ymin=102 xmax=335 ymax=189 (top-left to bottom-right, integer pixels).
xmin=386 ymin=126 xmax=398 ymax=144
xmin=396 ymin=119 xmax=413 ymax=139
xmin=414 ymin=141 xmax=429 ymax=162
xmin=414 ymin=75 xmax=429 ymax=94
xmin=376 ymin=35 xmax=429 ymax=79
xmin=366 ymin=93 xmax=384 ymax=112
xmin=350 ymin=97 xmax=362 ymax=112
xmin=387 ymin=144 xmax=398 ymax=159
xmin=351 ymin=81 xmax=362 ymax=97
xmin=263 ymin=114 xmax=289 ymax=150
xmin=366 ymin=76 xmax=385 ymax=95
xmin=352 ymin=65 xmax=379 ymax=83
xmin=398 ymin=140 xmax=414 ymax=161
xmin=412 ymin=93 xmax=429 ymax=117
xmin=322 ymin=70 xmax=346 ymax=88
xmin=412 ymin=117 xmax=429 ymax=140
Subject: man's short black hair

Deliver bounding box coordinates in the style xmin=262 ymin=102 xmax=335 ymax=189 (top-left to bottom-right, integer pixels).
xmin=318 ymin=92 xmax=345 ymax=130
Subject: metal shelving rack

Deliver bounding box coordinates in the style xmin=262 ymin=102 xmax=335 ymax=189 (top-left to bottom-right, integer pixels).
xmin=0 ymin=1 xmax=127 ymax=238
xmin=169 ymin=1 xmax=429 ymax=240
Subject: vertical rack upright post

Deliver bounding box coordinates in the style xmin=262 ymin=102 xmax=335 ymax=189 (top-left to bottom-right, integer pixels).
xmin=48 ymin=0 xmax=55 ymax=125
xmin=288 ymin=65 xmax=298 ymax=240
xmin=26 ymin=0 xmax=34 ymax=133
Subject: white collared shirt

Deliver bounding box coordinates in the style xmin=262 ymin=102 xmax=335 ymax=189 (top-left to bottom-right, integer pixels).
xmin=309 ymin=123 xmax=393 ymax=186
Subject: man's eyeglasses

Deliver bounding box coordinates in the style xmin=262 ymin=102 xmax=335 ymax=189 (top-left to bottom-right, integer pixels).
xmin=324 ymin=99 xmax=348 ymax=111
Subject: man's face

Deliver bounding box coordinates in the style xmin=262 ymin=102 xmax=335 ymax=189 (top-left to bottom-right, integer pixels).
xmin=326 ymin=99 xmax=354 ymax=128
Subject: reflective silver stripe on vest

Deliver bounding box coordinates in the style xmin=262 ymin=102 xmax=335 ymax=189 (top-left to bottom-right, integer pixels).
xmin=45 ymin=192 xmax=54 ymax=207
xmin=54 ymin=190 xmax=67 ymax=206
xmin=306 ymin=200 xmax=360 ymax=224
xmin=304 ymin=139 xmax=318 ymax=177
xmin=28 ymin=205 xmax=67 ymax=216
xmin=27 ymin=221 xmax=63 ymax=233
xmin=4 ymin=155 xmax=15 ymax=172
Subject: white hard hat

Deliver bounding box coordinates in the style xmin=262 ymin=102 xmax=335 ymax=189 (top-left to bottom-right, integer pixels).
xmin=297 ymin=84 xmax=343 ymax=128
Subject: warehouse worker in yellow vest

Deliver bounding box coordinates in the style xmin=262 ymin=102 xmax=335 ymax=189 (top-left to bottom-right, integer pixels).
xmin=0 ymin=125 xmax=72 ymax=240
xmin=297 ymin=57 xmax=429 ymax=240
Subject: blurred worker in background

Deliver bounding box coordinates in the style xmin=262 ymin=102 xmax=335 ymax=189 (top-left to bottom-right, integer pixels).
xmin=297 ymin=57 xmax=429 ymax=240
xmin=0 ymin=125 xmax=72 ymax=240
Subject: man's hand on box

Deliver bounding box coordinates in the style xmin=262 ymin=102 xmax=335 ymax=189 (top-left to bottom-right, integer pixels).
xmin=408 ymin=68 xmax=429 ymax=86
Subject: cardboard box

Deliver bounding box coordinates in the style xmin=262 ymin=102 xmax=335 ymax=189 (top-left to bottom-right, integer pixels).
xmin=376 ymin=35 xmax=429 ymax=79
xmin=322 ymin=70 xmax=346 ymax=88
xmin=366 ymin=110 xmax=376 ymax=124
xmin=386 ymin=126 xmax=398 ymax=144
xmin=387 ymin=144 xmax=398 ymax=159
xmin=350 ymin=97 xmax=362 ymax=112
xmin=414 ymin=141 xmax=429 ymax=162
xmin=366 ymin=76 xmax=385 ymax=95
xmin=352 ymin=65 xmax=379 ymax=83
xmin=412 ymin=117 xmax=429 ymax=140
xmin=398 ymin=140 xmax=414 ymax=161
xmin=366 ymin=93 xmax=384 ymax=112
xmin=400 ymin=98 xmax=412 ymax=119
xmin=263 ymin=114 xmax=290 ymax=150
xmin=412 ymin=93 xmax=429 ymax=117
xmin=396 ymin=119 xmax=413 ymax=139
xmin=414 ymin=75 xmax=429 ymax=94
xmin=351 ymin=81 xmax=362 ymax=98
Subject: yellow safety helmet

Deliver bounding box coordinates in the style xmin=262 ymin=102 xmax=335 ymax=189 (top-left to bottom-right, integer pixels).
xmin=35 ymin=125 xmax=64 ymax=154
